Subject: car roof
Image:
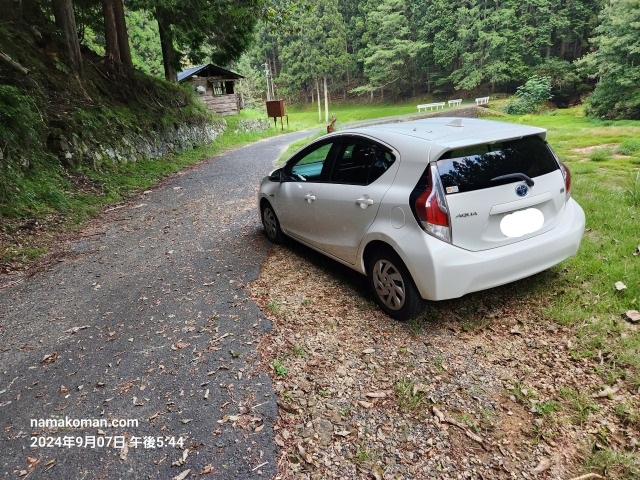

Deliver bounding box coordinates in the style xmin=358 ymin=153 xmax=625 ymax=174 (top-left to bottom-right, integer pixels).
xmin=338 ymin=117 xmax=547 ymax=150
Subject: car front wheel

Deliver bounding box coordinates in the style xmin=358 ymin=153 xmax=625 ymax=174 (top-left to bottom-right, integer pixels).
xmin=367 ymin=249 xmax=422 ymax=321
xmin=261 ymin=202 xmax=284 ymax=244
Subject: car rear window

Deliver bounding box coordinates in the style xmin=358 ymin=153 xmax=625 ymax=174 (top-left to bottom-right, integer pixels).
xmin=436 ymin=136 xmax=559 ymax=194
xmin=329 ymin=141 xmax=395 ymax=185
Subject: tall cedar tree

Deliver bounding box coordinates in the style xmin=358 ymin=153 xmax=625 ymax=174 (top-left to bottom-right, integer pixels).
xmin=51 ymin=0 xmax=84 ymax=76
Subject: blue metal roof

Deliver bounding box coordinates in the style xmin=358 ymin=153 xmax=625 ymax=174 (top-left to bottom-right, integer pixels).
xmin=177 ymin=64 xmax=243 ymax=82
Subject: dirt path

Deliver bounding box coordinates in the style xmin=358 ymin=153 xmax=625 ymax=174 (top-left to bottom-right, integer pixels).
xmin=0 ymin=131 xmax=312 ymax=479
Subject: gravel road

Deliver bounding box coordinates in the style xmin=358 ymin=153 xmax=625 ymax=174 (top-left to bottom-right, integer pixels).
xmin=0 ymin=130 xmax=314 ymax=479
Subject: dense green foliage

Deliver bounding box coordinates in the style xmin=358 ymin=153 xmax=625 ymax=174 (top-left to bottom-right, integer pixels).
xmin=0 ymin=16 xmax=218 ymax=220
xmin=124 ymin=9 xmax=163 ymax=77
xmin=127 ymin=0 xmax=263 ymax=80
xmin=0 ymin=85 xmax=45 ymax=162
xmin=504 ymin=76 xmax=553 ymax=115
xmin=581 ymin=0 xmax=640 ymax=119
xmin=244 ymin=0 xmax=603 ymax=104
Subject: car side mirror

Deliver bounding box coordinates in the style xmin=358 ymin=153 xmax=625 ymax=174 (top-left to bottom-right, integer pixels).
xmin=269 ymin=168 xmax=284 ymax=183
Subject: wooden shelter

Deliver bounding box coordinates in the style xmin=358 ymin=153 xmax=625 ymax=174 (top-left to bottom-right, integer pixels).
xmin=178 ymin=64 xmax=243 ymax=115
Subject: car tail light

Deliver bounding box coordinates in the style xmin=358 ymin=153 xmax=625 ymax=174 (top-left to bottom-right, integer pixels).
xmin=414 ymin=164 xmax=451 ymax=242
xmin=559 ymin=162 xmax=572 ymax=200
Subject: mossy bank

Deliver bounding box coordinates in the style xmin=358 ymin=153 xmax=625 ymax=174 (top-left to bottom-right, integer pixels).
xmin=1 ymin=24 xmax=224 ymax=206
xmin=0 ymin=20 xmax=225 ymax=269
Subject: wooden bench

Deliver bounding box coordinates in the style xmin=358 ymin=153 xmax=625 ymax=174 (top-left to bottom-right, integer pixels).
xmin=448 ymin=99 xmax=462 ymax=107
xmin=417 ymin=102 xmax=445 ymax=112
xmin=475 ymin=96 xmax=490 ymax=106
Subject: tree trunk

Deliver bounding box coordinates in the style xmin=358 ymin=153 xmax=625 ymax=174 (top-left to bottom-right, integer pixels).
xmin=0 ymin=52 xmax=30 ymax=74
xmin=155 ymin=8 xmax=178 ymax=82
xmin=559 ymin=39 xmax=567 ymax=59
xmin=51 ymin=0 xmax=83 ymax=76
xmin=316 ymin=78 xmax=321 ymax=122
xmin=102 ymin=0 xmax=120 ymax=63
xmin=270 ymin=66 xmax=276 ymax=100
xmin=112 ymin=0 xmax=132 ymax=70
xmin=323 ymin=75 xmax=329 ymax=123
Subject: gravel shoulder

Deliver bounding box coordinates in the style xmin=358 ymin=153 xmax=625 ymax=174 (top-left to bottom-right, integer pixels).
xmin=250 ymin=241 xmax=639 ymax=479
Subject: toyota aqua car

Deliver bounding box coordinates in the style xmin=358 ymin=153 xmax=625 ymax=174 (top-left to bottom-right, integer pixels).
xmin=258 ymin=118 xmax=585 ymax=320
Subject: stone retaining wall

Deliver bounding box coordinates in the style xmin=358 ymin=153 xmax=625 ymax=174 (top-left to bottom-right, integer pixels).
xmin=53 ymin=119 xmax=227 ymax=169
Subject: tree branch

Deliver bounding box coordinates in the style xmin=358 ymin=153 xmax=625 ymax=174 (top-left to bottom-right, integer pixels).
xmin=0 ymin=51 xmax=29 ymax=75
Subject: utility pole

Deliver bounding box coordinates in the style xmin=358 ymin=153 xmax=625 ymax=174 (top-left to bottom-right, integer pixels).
xmin=263 ymin=62 xmax=276 ymax=101
xmin=263 ymin=62 xmax=271 ymax=101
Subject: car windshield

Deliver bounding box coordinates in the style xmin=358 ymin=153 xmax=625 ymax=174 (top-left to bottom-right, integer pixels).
xmin=436 ymin=136 xmax=559 ymax=194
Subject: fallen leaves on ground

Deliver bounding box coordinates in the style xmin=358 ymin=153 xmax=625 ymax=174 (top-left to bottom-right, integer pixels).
xmin=250 ymin=244 xmax=640 ymax=480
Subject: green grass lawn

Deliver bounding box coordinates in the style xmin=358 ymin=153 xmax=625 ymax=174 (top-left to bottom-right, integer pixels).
xmin=481 ymin=107 xmax=640 ymax=394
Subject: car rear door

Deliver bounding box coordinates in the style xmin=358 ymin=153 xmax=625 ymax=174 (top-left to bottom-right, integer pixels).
xmin=436 ymin=135 xmax=568 ymax=251
xmin=315 ymin=138 xmax=398 ymax=264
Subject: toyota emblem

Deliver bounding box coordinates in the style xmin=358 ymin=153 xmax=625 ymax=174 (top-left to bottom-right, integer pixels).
xmin=515 ymin=184 xmax=529 ymax=197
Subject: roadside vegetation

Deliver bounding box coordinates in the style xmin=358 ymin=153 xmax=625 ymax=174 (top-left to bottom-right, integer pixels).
xmin=0 ymin=110 xmax=288 ymax=271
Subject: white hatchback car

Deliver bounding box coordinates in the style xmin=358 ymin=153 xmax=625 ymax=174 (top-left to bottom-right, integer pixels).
xmin=258 ymin=117 xmax=585 ymax=320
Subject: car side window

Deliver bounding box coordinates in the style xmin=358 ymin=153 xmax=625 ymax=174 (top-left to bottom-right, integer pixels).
xmin=286 ymin=143 xmax=333 ymax=182
xmin=329 ymin=140 xmax=396 ymax=185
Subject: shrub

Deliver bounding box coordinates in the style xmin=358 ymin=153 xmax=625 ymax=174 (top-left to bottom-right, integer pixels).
xmin=504 ymin=76 xmax=552 ymax=115
xmin=589 ymin=147 xmax=613 ymax=162
xmin=585 ymin=76 xmax=640 ymax=120
xmin=618 ymin=139 xmax=640 ymax=156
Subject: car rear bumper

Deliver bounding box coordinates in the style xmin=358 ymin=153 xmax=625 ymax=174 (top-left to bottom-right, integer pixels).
xmin=400 ymin=199 xmax=586 ymax=300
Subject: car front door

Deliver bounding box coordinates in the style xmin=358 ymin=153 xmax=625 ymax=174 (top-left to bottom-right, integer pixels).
xmin=275 ymin=141 xmax=334 ymax=247
xmin=315 ymin=138 xmax=398 ymax=264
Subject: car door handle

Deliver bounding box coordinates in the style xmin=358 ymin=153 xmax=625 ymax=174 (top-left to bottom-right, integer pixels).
xmin=304 ymin=193 xmax=316 ymax=203
xmin=356 ymin=197 xmax=374 ymax=208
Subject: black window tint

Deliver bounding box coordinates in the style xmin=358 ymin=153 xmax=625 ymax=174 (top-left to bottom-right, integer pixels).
xmin=286 ymin=143 xmax=333 ymax=182
xmin=368 ymin=146 xmax=396 ymax=183
xmin=436 ymin=136 xmax=559 ymax=194
xmin=329 ymin=140 xmax=395 ymax=185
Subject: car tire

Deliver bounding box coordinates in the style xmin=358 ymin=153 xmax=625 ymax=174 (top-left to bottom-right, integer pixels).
xmin=261 ymin=202 xmax=284 ymax=244
xmin=367 ymin=249 xmax=423 ymax=321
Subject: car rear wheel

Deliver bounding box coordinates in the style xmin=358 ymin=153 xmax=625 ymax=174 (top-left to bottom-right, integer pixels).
xmin=367 ymin=249 xmax=422 ymax=321
xmin=261 ymin=202 xmax=284 ymax=244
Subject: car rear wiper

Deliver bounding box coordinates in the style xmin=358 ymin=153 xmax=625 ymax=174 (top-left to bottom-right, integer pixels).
xmin=491 ymin=173 xmax=535 ymax=187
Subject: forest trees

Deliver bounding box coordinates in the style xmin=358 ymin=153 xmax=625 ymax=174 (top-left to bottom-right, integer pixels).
xmin=258 ymin=0 xmax=348 ymax=120
xmin=244 ymin=0 xmax=614 ymax=112
xmin=582 ymin=0 xmax=640 ymax=119
xmin=354 ymin=0 xmax=424 ymax=99
xmin=309 ymin=0 xmax=349 ymax=121
xmin=1 ymin=0 xmax=262 ymax=82
xmin=51 ymin=0 xmax=84 ymax=76
xmin=102 ymin=0 xmax=133 ymax=70
xmin=135 ymin=0 xmax=263 ymax=81
xmin=3 ymin=0 xmax=638 ymax=119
